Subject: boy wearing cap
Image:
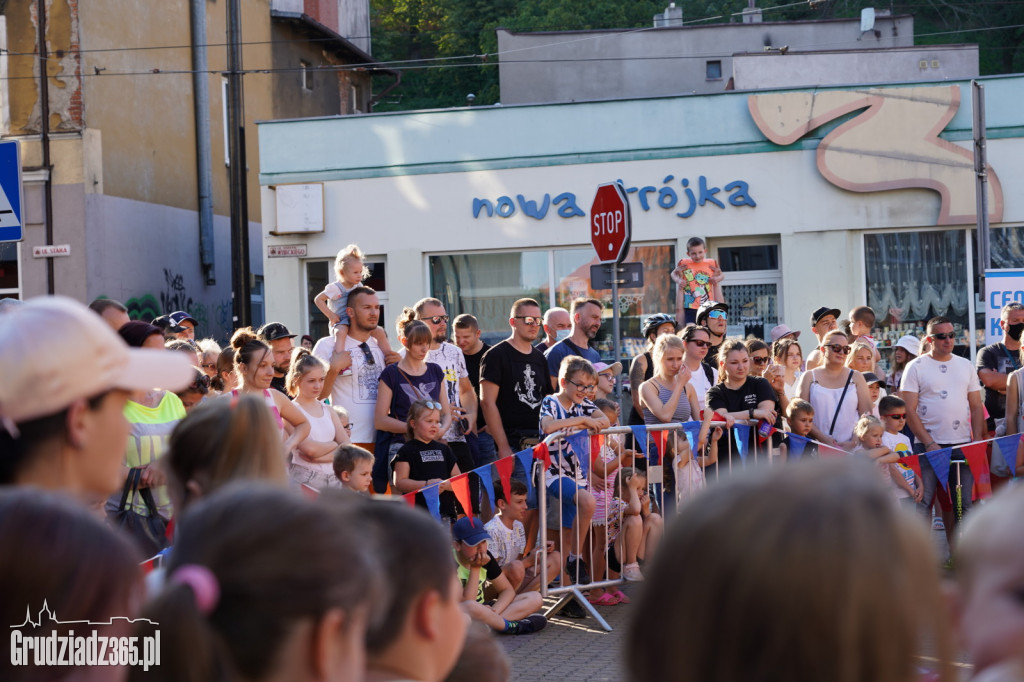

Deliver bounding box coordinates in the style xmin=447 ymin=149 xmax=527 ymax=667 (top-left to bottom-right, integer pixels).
xmin=0 ymin=296 xmax=192 ymax=503
xmin=452 ymin=517 xmax=547 ymax=635
xmin=805 ymin=306 xmax=841 ymax=371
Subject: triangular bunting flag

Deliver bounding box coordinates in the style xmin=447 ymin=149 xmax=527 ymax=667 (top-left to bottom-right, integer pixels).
xmin=450 ymin=474 xmax=473 ymax=520
xmin=566 ymin=431 xmax=590 ymax=476
xmin=474 ymin=465 xmax=496 ymax=509
xmin=681 ymin=421 xmax=700 ymax=452
xmin=515 ymin=450 xmax=536 ymax=500
xmin=732 ymin=424 xmax=750 ymax=462
xmin=903 ymin=454 xmax=923 ymax=483
xmin=650 ymin=430 xmax=669 ymax=465
xmin=532 ymin=442 xmax=551 ymax=469
xmin=629 ymin=425 xmax=648 ymax=453
xmin=493 ymin=456 xmax=515 ymax=504
xmin=995 ymin=434 xmax=1021 ymax=478
xmin=960 ymin=443 xmax=992 ymax=501
xmin=421 ymin=485 xmax=442 ymax=521
xmin=402 ymin=492 xmax=418 ymax=508
xmin=787 ymin=434 xmax=808 ymax=460
xmin=924 ymin=448 xmax=952 ymax=493
xmin=590 ymin=434 xmax=605 ymax=464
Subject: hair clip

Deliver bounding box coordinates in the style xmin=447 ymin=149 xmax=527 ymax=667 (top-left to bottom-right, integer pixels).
xmin=170 ymin=564 xmax=220 ymax=615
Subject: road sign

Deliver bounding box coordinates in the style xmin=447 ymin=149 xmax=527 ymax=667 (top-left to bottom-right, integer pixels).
xmin=0 ymin=140 xmax=23 ymax=243
xmin=589 ymin=183 xmax=631 ymax=264
xmin=590 ymin=262 xmax=644 ymax=290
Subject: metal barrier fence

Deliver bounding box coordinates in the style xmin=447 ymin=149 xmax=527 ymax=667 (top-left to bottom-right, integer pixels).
xmin=536 ymin=418 xmax=769 ymax=631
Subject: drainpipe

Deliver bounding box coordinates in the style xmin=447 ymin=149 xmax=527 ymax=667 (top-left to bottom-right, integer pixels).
xmin=190 ymin=0 xmax=215 ymax=284
xmin=36 ymin=0 xmax=53 ymax=294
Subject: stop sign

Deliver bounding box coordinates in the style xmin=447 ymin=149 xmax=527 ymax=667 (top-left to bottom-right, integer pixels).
xmin=589 ymin=182 xmax=631 ymax=264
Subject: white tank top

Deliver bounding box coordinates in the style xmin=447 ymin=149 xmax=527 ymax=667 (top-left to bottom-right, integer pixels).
xmin=293 ymin=400 xmax=336 ymax=443
xmin=808 ymin=370 xmax=859 ymax=443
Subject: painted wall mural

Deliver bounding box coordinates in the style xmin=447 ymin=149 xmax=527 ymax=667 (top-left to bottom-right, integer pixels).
xmin=748 ymin=85 xmax=1003 ymax=225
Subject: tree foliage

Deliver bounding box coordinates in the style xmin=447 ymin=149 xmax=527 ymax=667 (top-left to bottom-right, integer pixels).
xmin=370 ymin=0 xmax=1024 ymax=112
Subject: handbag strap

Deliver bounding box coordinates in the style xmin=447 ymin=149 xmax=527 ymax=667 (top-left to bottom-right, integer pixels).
xmin=137 ymin=485 xmax=162 ymax=518
xmin=395 ymin=365 xmax=429 ymax=401
xmin=828 ymin=370 xmax=855 ymax=436
xmin=118 ymin=468 xmax=140 ymax=511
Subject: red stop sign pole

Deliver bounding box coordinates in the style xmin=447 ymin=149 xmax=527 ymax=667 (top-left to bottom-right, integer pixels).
xmin=589 ymin=182 xmax=631 ymax=397
xmin=590 ymin=182 xmax=631 ymax=264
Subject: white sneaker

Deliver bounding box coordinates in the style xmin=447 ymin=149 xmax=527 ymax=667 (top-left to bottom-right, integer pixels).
xmin=622 ymin=563 xmax=644 ymax=582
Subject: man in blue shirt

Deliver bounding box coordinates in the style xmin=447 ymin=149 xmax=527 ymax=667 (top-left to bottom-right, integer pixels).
xmin=544 ymin=297 xmax=603 ymax=389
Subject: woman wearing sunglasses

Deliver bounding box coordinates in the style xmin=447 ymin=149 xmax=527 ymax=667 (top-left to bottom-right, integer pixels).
xmin=680 ymin=324 xmax=717 ymax=413
xmin=796 ymin=329 xmax=873 ymax=449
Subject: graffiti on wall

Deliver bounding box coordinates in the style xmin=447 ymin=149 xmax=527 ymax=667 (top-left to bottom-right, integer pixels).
xmin=119 ymin=269 xmax=233 ymax=342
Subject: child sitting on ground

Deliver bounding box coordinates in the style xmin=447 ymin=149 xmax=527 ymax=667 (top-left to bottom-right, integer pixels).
xmin=780 ymin=399 xmax=817 ymax=460
xmin=878 ymin=395 xmax=922 ymax=508
xmin=484 ymin=480 xmax=561 ymax=594
xmin=393 ymin=400 xmax=462 ymax=522
xmin=452 ymin=517 xmax=547 ymax=636
xmin=954 ymin=485 xmax=1024 ymax=681
xmin=333 ymin=444 xmax=374 ymax=494
xmin=609 ymin=467 xmax=663 ymax=582
xmin=313 ymin=243 xmax=393 ymax=376
xmin=539 ymin=356 xmax=610 ymax=585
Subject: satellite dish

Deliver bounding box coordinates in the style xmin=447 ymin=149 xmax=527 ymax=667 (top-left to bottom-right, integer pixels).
xmin=860 ymin=7 xmax=875 ymax=32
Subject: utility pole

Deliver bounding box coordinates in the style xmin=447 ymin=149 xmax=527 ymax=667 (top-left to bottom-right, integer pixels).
xmin=226 ymin=0 xmax=251 ymax=329
xmin=36 ymin=0 xmax=54 ymax=294
xmin=973 ymin=81 xmax=991 ymax=286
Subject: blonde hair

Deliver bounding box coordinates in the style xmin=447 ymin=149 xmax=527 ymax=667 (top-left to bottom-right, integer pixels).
xmin=628 ymin=459 xmax=953 ymax=682
xmin=407 ymin=399 xmax=441 ymax=440
xmin=853 ymin=413 xmax=883 ymax=441
xmin=716 ymin=338 xmax=748 ymax=381
xmin=165 ymin=395 xmax=288 ymax=512
xmin=822 ymin=328 xmax=849 ymax=346
xmin=652 ymin=334 xmax=685 ymax=367
xmin=334 ymin=243 xmax=370 ymax=281
xmin=285 ymin=347 xmax=327 ymax=397
xmin=845 ymin=340 xmax=874 ymax=369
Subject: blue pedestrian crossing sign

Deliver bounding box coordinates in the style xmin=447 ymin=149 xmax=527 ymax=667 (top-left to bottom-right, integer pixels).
xmin=0 ymin=140 xmax=23 ymax=243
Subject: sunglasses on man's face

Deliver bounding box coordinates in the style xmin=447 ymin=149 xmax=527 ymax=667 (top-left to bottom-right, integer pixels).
xmin=513 ymin=316 xmax=542 ymax=326
xmin=707 ymin=310 xmax=727 ymax=320
xmin=422 ymin=315 xmax=449 ymax=325
xmin=930 ymin=332 xmax=956 ymax=341
xmin=825 ymin=344 xmax=852 ymax=355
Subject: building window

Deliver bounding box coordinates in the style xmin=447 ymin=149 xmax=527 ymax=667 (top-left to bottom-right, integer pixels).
xmin=429 ymin=243 xmax=676 ymax=362
xmin=301 ymin=60 xmax=313 ymax=91
xmin=0 ymin=242 xmax=19 ymax=301
xmin=712 ymin=242 xmax=780 ymax=340
xmin=706 ymin=60 xmax=722 ymax=80
xmin=865 ymin=229 xmax=970 ymax=373
xmin=305 ymin=258 xmax=387 ymax=341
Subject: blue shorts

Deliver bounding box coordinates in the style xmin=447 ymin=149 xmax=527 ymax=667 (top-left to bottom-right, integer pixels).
xmin=547 ymin=478 xmax=582 ymax=529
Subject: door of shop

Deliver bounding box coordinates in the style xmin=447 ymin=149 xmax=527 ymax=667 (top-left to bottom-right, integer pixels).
xmin=708 ymin=239 xmax=782 ymax=341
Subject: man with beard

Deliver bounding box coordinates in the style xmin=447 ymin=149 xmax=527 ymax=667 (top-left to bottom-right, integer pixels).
xmin=258 ymin=321 xmax=296 ymax=393
xmin=544 ymin=297 xmax=603 ymax=390
xmin=978 ymin=301 xmax=1024 ymax=436
xmin=315 ymin=286 xmax=399 ymax=452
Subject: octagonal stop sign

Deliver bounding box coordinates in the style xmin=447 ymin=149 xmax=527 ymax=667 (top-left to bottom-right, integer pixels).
xmin=589 ymin=182 xmax=631 ymax=264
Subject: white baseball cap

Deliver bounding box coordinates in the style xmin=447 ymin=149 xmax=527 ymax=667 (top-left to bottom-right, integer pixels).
xmin=0 ymin=296 xmax=193 ymax=424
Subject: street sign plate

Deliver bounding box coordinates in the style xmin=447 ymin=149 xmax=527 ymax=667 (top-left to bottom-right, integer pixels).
xmin=0 ymin=140 xmax=23 ymax=243
xmin=268 ymin=243 xmax=308 ymax=258
xmin=32 ymin=244 xmax=70 ymax=258
xmin=589 ymin=182 xmax=631 ymax=264
xmin=590 ymin=262 xmax=644 ymax=290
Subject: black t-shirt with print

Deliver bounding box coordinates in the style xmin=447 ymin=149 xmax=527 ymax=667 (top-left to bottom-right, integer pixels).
xmin=464 ymin=341 xmax=491 ymax=428
xmin=706 ymin=376 xmax=778 ymax=464
xmin=480 ymin=339 xmax=552 ymax=439
xmin=977 ymin=342 xmax=1021 ymax=422
xmin=394 ymin=439 xmax=458 ymax=517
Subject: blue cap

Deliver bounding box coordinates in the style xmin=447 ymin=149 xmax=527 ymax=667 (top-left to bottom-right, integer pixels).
xmin=452 ymin=517 xmax=489 ymax=546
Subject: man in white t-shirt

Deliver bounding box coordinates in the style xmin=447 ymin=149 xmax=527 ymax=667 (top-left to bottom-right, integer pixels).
xmin=316 ymin=286 xmax=398 ymax=450
xmin=901 ymin=316 xmax=984 ymax=536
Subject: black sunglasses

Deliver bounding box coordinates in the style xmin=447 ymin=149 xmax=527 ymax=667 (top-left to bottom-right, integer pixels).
xmin=825 ymin=344 xmax=852 ymax=355
xmin=358 ymin=341 xmax=376 ymax=365
xmin=931 ymin=332 xmax=956 ymax=341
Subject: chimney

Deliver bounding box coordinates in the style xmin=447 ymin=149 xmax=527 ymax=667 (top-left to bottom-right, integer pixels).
xmin=741 ymin=0 xmax=762 ymax=23
xmin=654 ymin=2 xmax=683 ymax=28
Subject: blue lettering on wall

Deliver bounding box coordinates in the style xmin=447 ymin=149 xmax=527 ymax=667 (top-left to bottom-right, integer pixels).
xmin=472 ymin=174 xmax=754 ymax=220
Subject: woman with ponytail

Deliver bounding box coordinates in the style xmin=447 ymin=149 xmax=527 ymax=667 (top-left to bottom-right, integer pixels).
xmin=131 ymin=484 xmax=380 ymax=682
xmin=286 ymin=348 xmax=349 ymax=490
xmin=228 ymin=327 xmax=310 ymax=455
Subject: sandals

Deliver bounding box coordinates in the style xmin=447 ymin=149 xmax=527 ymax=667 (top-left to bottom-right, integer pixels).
xmin=588 ymin=592 xmax=621 ymax=606
xmin=609 ymin=589 xmax=631 ymax=604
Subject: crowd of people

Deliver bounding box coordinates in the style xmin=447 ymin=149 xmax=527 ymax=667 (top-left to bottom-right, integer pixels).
xmin=1 ymin=237 xmax=1023 ymax=681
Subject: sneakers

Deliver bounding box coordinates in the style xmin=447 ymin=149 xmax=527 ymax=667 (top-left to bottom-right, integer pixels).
xmin=503 ymin=614 xmax=547 ymax=635
xmin=622 ymin=562 xmax=644 ymax=582
xmin=565 ymin=557 xmax=591 ymax=585
xmin=932 ymin=516 xmax=945 ymax=531
xmin=560 ymin=599 xmax=587 ymax=619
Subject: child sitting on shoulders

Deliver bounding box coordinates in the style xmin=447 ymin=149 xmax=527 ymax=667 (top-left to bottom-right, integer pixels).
xmin=780 ymin=399 xmax=818 ymax=460
xmin=393 ymin=399 xmax=462 ymax=522
xmin=539 ymin=356 xmax=610 ymax=585
xmin=878 ymin=395 xmax=922 ymax=508
xmin=333 ymin=444 xmax=374 ymax=494
xmin=313 ymin=244 xmax=393 ymax=375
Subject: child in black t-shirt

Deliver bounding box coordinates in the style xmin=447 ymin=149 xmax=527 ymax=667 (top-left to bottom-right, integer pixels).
xmin=780 ymin=399 xmax=818 ymax=460
xmin=392 ymin=399 xmax=462 ymax=520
